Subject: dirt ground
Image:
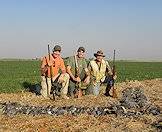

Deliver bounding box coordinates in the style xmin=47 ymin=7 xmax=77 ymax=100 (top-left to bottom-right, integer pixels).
xmin=0 ymin=78 xmax=162 ymax=132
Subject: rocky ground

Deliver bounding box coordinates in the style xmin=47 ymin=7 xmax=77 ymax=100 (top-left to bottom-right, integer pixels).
xmin=0 ymin=78 xmax=162 ymax=132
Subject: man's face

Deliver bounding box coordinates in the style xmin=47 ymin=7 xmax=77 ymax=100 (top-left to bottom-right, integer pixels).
xmin=77 ymin=50 xmax=85 ymax=58
xmin=52 ymin=51 xmax=60 ymax=58
xmin=96 ymin=55 xmax=103 ymax=62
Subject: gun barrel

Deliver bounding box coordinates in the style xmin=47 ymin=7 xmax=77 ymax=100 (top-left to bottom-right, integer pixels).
xmin=113 ymin=50 xmax=116 ymax=65
xmin=74 ymin=54 xmax=79 ymax=77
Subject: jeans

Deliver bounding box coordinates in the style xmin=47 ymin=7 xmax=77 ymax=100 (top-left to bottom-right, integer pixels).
xmin=88 ymin=76 xmax=114 ymax=96
xmin=93 ymin=83 xmax=101 ymax=96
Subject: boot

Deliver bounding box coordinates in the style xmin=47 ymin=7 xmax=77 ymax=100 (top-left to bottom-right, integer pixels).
xmin=61 ymin=94 xmax=69 ymax=99
xmin=105 ymin=85 xmax=112 ymax=97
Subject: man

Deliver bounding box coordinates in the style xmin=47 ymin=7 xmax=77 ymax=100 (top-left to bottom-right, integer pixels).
xmin=40 ymin=45 xmax=70 ymax=99
xmin=87 ymin=50 xmax=116 ymax=96
xmin=66 ymin=47 xmax=90 ymax=98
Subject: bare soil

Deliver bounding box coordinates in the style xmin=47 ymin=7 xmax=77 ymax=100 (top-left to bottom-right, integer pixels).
xmin=0 ymin=78 xmax=162 ymax=132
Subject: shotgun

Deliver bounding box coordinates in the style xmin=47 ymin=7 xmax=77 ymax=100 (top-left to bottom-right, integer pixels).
xmin=112 ymin=50 xmax=117 ymax=98
xmin=48 ymin=45 xmax=55 ymax=100
xmin=74 ymin=54 xmax=82 ymax=97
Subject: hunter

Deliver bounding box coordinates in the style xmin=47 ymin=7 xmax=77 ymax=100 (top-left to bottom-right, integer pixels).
xmin=66 ymin=47 xmax=90 ymax=98
xmin=87 ymin=50 xmax=117 ymax=96
xmin=40 ymin=45 xmax=70 ymax=99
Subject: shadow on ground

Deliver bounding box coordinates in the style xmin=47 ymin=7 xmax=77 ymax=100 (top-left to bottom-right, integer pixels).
xmin=22 ymin=82 xmax=41 ymax=95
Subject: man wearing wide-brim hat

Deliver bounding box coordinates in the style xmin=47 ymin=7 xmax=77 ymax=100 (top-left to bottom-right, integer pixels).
xmin=87 ymin=50 xmax=117 ymax=96
xmin=94 ymin=50 xmax=106 ymax=57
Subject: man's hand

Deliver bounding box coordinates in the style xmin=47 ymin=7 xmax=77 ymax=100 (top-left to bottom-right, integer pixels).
xmin=84 ymin=76 xmax=90 ymax=85
xmin=74 ymin=77 xmax=81 ymax=83
xmin=41 ymin=66 xmax=48 ymax=75
xmin=100 ymin=76 xmax=106 ymax=83
xmin=47 ymin=60 xmax=54 ymax=67
xmin=58 ymin=74 xmax=64 ymax=83
xmin=113 ymin=75 xmax=117 ymax=80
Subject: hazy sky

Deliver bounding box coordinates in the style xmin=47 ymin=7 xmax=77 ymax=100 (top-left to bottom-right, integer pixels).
xmin=0 ymin=0 xmax=162 ymax=60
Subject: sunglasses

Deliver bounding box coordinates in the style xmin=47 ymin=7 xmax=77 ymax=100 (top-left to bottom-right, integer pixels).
xmin=53 ymin=52 xmax=60 ymax=56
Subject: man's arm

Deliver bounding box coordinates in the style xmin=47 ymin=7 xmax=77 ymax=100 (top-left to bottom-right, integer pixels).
xmin=60 ymin=58 xmax=66 ymax=74
xmin=106 ymin=61 xmax=113 ymax=76
xmin=66 ymin=57 xmax=75 ymax=80
xmin=67 ymin=65 xmax=81 ymax=82
xmin=41 ymin=57 xmax=48 ymax=76
xmin=106 ymin=61 xmax=117 ymax=80
xmin=66 ymin=56 xmax=81 ymax=82
xmin=83 ymin=59 xmax=90 ymax=76
xmin=83 ymin=67 xmax=90 ymax=84
xmin=57 ymin=58 xmax=66 ymax=82
xmin=84 ymin=68 xmax=90 ymax=76
xmin=67 ymin=65 xmax=76 ymax=80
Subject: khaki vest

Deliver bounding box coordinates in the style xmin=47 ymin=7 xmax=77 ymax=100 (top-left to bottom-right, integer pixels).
xmin=90 ymin=59 xmax=107 ymax=83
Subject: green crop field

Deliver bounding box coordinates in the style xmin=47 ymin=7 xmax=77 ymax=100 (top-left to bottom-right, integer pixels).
xmin=0 ymin=60 xmax=162 ymax=93
xmin=0 ymin=60 xmax=40 ymax=93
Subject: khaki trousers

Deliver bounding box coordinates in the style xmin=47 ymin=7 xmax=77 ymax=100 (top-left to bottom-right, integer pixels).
xmin=40 ymin=73 xmax=70 ymax=98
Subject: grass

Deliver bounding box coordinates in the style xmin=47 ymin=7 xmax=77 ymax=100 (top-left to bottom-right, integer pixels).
xmin=0 ymin=60 xmax=162 ymax=93
xmin=0 ymin=60 xmax=40 ymax=93
xmin=115 ymin=61 xmax=162 ymax=82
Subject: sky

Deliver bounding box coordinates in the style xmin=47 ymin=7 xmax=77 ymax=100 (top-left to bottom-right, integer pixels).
xmin=0 ymin=0 xmax=162 ymax=60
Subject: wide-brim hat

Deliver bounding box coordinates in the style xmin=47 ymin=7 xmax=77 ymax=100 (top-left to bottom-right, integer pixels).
xmin=94 ymin=50 xmax=105 ymax=57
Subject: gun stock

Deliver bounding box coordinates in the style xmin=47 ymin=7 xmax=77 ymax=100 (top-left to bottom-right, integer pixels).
xmin=74 ymin=54 xmax=82 ymax=98
xmin=112 ymin=86 xmax=117 ymax=98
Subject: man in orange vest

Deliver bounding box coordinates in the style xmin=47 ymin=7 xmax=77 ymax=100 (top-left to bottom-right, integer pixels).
xmin=40 ymin=45 xmax=70 ymax=99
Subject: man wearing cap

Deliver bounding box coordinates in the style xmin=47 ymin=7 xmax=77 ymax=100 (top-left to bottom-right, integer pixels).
xmin=40 ymin=45 xmax=70 ymax=99
xmin=66 ymin=47 xmax=90 ymax=98
xmin=87 ymin=50 xmax=116 ymax=96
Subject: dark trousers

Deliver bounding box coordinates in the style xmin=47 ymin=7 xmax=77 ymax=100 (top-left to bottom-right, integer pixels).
xmin=103 ymin=76 xmax=114 ymax=95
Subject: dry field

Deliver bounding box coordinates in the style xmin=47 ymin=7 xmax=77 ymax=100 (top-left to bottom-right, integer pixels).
xmin=0 ymin=78 xmax=162 ymax=132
